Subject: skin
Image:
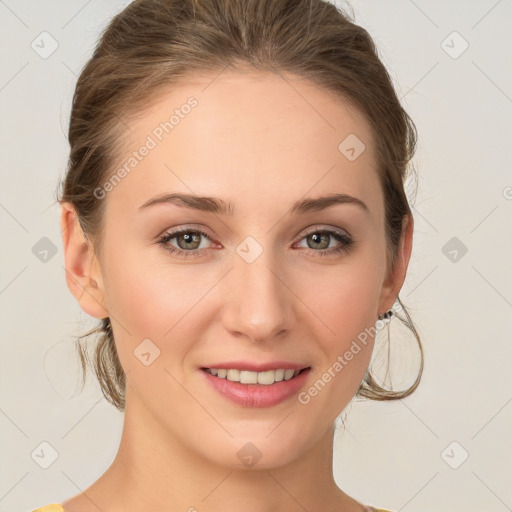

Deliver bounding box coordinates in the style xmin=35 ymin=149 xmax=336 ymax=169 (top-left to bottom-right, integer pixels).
xmin=60 ymin=67 xmax=413 ymax=512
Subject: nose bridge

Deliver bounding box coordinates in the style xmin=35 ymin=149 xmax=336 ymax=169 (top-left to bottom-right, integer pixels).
xmin=222 ymin=241 xmax=294 ymax=342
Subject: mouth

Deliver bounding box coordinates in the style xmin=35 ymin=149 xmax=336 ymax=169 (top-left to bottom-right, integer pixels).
xmin=201 ymin=367 xmax=311 ymax=386
xmin=200 ymin=365 xmax=312 ymax=407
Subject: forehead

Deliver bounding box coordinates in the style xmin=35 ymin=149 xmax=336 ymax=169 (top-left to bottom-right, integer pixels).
xmin=108 ymin=68 xmax=382 ymax=218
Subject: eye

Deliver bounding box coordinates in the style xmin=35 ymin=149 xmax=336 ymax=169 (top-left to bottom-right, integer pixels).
xmin=157 ymin=227 xmax=214 ymax=258
xmin=157 ymin=226 xmax=354 ymax=259
xmin=295 ymin=227 xmax=354 ymax=256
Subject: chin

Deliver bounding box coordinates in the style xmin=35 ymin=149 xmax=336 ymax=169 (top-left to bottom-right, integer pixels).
xmin=199 ymin=426 xmax=312 ymax=471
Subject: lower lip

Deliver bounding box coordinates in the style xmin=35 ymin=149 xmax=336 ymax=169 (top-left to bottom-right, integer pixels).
xmin=200 ymin=368 xmax=311 ymax=408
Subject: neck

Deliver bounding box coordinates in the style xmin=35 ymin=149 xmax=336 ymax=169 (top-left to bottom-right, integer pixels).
xmin=69 ymin=384 xmax=366 ymax=512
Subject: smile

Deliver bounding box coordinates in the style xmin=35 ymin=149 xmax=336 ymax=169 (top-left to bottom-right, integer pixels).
xmin=200 ymin=366 xmax=312 ymax=408
xmin=203 ymin=368 xmax=307 ymax=385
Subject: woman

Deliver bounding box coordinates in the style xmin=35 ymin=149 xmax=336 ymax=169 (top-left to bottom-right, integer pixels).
xmin=33 ymin=0 xmax=423 ymax=510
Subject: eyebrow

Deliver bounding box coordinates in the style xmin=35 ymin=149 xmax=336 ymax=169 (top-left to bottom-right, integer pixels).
xmin=138 ymin=192 xmax=369 ymax=215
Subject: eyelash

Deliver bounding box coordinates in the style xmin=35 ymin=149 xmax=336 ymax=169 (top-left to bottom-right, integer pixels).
xmin=157 ymin=226 xmax=354 ymax=259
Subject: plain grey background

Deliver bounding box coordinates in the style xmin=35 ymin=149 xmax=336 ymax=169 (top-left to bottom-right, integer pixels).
xmin=1 ymin=1 xmax=511 ymax=511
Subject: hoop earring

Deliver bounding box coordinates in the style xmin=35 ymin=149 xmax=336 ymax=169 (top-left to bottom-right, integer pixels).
xmin=378 ymin=309 xmax=394 ymax=321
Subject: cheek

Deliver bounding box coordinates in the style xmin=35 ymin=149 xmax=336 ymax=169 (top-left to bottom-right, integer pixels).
xmin=101 ymin=246 xmax=220 ymax=369
xmin=103 ymin=240 xmax=187 ymax=330
xmin=294 ymin=250 xmax=384 ymax=403
xmin=298 ymin=254 xmax=384 ymax=347
xmin=295 ymin=273 xmax=380 ymax=423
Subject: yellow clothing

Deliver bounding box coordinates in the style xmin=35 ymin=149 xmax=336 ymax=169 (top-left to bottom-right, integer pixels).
xmin=31 ymin=507 xmax=66 ymax=512
xmin=31 ymin=505 xmax=394 ymax=512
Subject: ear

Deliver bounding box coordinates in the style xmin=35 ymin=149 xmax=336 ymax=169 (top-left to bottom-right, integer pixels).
xmin=378 ymin=213 xmax=414 ymax=315
xmin=60 ymin=202 xmax=108 ymax=319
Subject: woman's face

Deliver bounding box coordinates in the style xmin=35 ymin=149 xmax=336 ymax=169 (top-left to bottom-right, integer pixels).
xmin=67 ymin=69 xmax=410 ymax=469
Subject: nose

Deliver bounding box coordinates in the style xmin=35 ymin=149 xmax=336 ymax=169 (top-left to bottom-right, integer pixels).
xmin=221 ymin=248 xmax=295 ymax=343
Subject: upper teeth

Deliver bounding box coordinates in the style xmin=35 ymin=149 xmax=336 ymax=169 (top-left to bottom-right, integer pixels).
xmin=207 ymin=368 xmax=300 ymax=385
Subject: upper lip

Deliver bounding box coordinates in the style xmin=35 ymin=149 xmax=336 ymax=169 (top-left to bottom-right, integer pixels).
xmin=200 ymin=361 xmax=310 ymax=372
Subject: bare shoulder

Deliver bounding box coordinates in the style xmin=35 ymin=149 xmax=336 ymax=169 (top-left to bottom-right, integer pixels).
xmin=61 ymin=493 xmax=123 ymax=512
xmin=61 ymin=495 xmax=98 ymax=512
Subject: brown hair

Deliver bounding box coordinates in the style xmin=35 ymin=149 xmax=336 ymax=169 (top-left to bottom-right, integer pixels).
xmin=58 ymin=0 xmax=423 ymax=412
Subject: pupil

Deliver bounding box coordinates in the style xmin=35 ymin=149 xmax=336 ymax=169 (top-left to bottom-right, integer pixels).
xmin=310 ymin=232 xmax=328 ymax=249
xmin=180 ymin=232 xmax=199 ymax=249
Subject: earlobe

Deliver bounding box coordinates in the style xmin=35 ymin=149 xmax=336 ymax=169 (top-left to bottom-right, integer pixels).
xmin=60 ymin=202 xmax=109 ymax=319
xmin=379 ymin=214 xmax=414 ymax=314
